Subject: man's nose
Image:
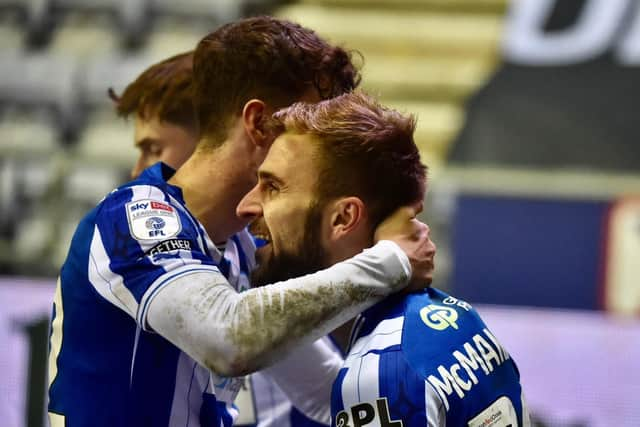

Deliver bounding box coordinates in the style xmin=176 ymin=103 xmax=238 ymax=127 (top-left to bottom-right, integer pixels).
xmin=236 ymin=186 xmax=262 ymax=220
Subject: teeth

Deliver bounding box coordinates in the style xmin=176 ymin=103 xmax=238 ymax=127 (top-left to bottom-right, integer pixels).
xmin=253 ymin=234 xmax=270 ymax=242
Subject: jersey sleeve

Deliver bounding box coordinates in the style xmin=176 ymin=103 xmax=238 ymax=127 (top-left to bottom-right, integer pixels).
xmin=263 ymin=337 xmax=343 ymax=424
xmin=87 ymin=184 xmax=222 ymax=329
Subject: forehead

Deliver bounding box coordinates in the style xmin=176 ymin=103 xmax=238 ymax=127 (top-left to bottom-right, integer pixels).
xmin=260 ymin=132 xmax=321 ymax=184
xmin=134 ymin=115 xmax=163 ymax=139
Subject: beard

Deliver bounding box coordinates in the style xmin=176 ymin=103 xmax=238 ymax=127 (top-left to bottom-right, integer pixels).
xmin=251 ymin=203 xmax=327 ymax=287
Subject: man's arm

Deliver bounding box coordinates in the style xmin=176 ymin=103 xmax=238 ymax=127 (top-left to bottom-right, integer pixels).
xmin=147 ymin=240 xmax=409 ymax=377
xmin=262 ymin=337 xmax=342 ymax=424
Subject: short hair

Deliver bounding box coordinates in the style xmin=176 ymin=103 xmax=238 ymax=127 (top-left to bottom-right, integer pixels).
xmin=274 ymin=91 xmax=427 ymax=227
xmin=109 ymin=51 xmax=197 ymax=132
xmin=192 ymin=16 xmax=361 ymax=146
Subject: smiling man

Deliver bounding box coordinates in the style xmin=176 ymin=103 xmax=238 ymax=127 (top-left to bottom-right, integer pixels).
xmin=47 ymin=17 xmax=435 ymax=427
xmin=237 ymin=91 xmax=531 ymax=427
xmin=111 ymin=49 xmax=345 ymax=427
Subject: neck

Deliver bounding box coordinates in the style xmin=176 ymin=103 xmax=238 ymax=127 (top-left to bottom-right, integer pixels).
xmin=326 ymin=232 xmax=373 ymax=267
xmin=169 ymin=139 xmax=252 ymax=243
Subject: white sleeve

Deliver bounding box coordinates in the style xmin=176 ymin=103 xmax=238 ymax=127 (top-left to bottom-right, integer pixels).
xmin=426 ymin=381 xmax=446 ymax=427
xmin=521 ymin=392 xmax=532 ymax=427
xmin=262 ymin=337 xmax=343 ymax=425
xmin=146 ymin=240 xmax=410 ymax=376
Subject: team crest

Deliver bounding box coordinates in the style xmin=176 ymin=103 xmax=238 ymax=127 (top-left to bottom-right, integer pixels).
xmin=126 ymin=199 xmax=181 ymax=240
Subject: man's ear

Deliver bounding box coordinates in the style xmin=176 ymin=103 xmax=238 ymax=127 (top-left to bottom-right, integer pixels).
xmin=327 ymin=197 xmax=367 ymax=241
xmin=242 ymin=99 xmax=270 ymax=147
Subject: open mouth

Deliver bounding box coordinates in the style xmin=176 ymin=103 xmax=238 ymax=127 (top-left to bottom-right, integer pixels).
xmin=251 ymin=231 xmax=271 ymax=248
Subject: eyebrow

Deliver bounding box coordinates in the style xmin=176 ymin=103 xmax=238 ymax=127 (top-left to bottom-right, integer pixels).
xmin=135 ymin=137 xmax=161 ymax=149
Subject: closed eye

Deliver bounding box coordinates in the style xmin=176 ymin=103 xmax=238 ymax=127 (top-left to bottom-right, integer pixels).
xmin=136 ymin=139 xmax=162 ymax=157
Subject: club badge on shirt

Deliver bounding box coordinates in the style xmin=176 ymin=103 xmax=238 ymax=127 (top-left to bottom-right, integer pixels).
xmin=126 ymin=199 xmax=181 ymax=240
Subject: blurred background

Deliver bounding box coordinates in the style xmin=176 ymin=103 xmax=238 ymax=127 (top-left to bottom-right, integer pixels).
xmin=1 ymin=0 xmax=639 ymax=426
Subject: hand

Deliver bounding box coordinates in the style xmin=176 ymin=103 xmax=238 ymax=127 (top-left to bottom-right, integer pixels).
xmin=374 ymin=206 xmax=436 ymax=292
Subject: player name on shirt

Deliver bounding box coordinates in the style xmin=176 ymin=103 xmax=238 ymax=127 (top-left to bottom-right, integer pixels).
xmin=426 ymin=327 xmax=510 ymax=411
xmin=331 ymin=288 xmax=529 ymax=427
xmin=146 ymin=238 xmax=193 ymax=255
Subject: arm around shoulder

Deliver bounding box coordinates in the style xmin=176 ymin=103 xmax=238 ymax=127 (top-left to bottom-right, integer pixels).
xmin=146 ymin=240 xmax=410 ymax=377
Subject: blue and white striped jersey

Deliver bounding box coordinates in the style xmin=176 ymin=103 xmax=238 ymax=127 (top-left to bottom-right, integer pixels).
xmin=47 ymin=163 xmax=255 ymax=427
xmin=331 ymin=288 xmax=530 ymax=427
xmin=239 ymin=350 xmax=338 ymax=427
xmin=236 ymin=333 xmax=344 ymax=427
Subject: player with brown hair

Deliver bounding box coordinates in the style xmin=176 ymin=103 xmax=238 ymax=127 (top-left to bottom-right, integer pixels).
xmin=238 ymin=91 xmax=530 ymax=427
xmin=109 ymin=51 xmax=198 ymax=179
xmin=48 ymin=16 xmax=433 ymax=427
xmin=110 ymin=46 xmax=343 ymax=426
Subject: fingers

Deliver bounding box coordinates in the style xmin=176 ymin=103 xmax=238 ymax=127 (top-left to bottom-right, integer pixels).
xmin=405 ymin=220 xmax=435 ymax=292
xmin=373 ymin=205 xmax=435 ymax=292
xmin=409 ymin=218 xmax=429 ymax=241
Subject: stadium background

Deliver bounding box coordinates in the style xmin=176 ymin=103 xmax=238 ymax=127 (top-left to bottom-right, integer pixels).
xmin=1 ymin=0 xmax=639 ymax=426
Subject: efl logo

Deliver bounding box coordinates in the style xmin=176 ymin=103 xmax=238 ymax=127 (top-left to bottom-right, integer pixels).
xmin=145 ymin=217 xmax=167 ymax=237
xmin=126 ymin=199 xmax=181 ymax=240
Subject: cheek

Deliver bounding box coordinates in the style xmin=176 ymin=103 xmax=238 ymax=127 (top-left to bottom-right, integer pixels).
xmin=268 ymin=208 xmax=306 ymax=251
xmin=139 ymin=153 xmax=156 ymax=170
xmin=160 ymin=148 xmax=186 ymax=170
xmin=163 ymin=137 xmax=197 ymax=167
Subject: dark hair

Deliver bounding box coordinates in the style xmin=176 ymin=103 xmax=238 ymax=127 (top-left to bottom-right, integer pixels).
xmin=109 ymin=51 xmax=197 ymax=132
xmin=274 ymin=91 xmax=427 ymax=226
xmin=192 ymin=15 xmax=361 ymax=146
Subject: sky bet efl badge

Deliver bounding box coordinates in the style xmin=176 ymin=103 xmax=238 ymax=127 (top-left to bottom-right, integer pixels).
xmin=126 ymin=199 xmax=181 ymax=240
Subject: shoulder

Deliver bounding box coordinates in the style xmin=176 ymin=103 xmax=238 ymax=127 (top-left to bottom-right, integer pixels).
xmin=402 ymin=288 xmax=483 ymax=338
xmin=98 ymin=183 xmax=191 ymax=238
xmin=99 ymin=181 xmax=176 ymax=211
xmin=401 ymin=288 xmax=489 ymax=376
